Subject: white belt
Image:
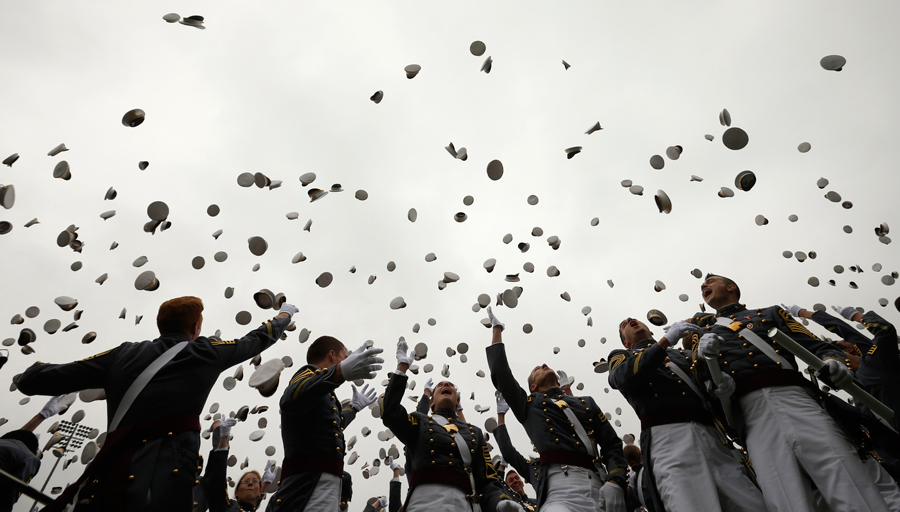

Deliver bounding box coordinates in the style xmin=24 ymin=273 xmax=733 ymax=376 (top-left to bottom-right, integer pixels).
xmin=715 ymin=317 xmax=793 ymax=370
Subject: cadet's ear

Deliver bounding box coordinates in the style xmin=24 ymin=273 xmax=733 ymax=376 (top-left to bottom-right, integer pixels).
xmin=726 ymin=283 xmax=737 ymax=294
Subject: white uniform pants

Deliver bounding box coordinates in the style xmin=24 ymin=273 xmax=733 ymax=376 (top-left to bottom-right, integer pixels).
xmin=407 ymin=483 xmax=470 ymax=511
xmin=541 ymin=464 xmax=602 ymax=512
xmin=867 ymin=458 xmax=900 ymax=511
xmin=739 ymin=385 xmax=890 ymax=512
xmin=306 ymin=472 xmax=341 ymax=510
xmin=649 ymin=421 xmax=766 ymax=511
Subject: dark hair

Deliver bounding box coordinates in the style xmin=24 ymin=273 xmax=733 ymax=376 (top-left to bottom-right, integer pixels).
xmin=307 ymin=336 xmax=346 ymax=365
xmin=1 ymin=430 xmax=38 ymax=455
xmin=705 ymin=273 xmax=741 ymax=300
xmin=624 ymin=443 xmax=642 ymax=465
xmin=157 ymin=296 xmax=203 ymax=335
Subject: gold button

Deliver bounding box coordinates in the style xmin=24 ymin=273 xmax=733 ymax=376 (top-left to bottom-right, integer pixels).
xmin=168 ymin=432 xmax=173 ymax=436
xmin=129 ymin=475 xmax=135 ymax=480
xmin=173 ymin=469 xmax=178 ymax=474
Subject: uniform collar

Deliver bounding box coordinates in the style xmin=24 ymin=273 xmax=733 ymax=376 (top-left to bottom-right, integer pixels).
xmin=433 ymin=408 xmax=457 ymax=419
xmin=716 ymin=303 xmax=747 ymax=317
xmin=633 ymin=338 xmax=655 ymax=350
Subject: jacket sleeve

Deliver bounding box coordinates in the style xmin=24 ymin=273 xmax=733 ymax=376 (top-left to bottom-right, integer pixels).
xmin=280 ymin=364 xmax=341 ymax=414
xmin=491 ymin=424 xmax=532 ymax=485
xmin=416 ymin=393 xmax=431 ymax=415
xmin=380 ymin=372 xmax=419 ymax=447
xmin=809 ymin=310 xmax=873 ymax=347
xmin=14 ymin=346 xmax=120 ymax=396
xmin=389 ymin=478 xmax=402 ymax=512
xmin=607 ymin=345 xmax=667 ymax=392
xmin=590 ymin=397 xmax=627 ymax=485
xmin=472 ymin=429 xmax=511 ymax=512
xmin=486 ymin=344 xmax=530 ymax=423
xmin=341 ymin=401 xmax=359 ymax=429
xmin=861 ymin=311 xmax=900 ymax=373
xmin=204 ymin=448 xmax=232 ymax=512
xmin=213 ymin=315 xmax=291 ymax=369
xmin=773 ymin=307 xmax=846 ymax=362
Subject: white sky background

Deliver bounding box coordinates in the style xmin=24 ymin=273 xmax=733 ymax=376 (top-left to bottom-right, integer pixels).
xmin=2 ymin=0 xmax=899 ymax=508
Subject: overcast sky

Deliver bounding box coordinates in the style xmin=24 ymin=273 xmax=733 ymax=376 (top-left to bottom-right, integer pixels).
xmin=2 ymin=1 xmax=899 ymax=508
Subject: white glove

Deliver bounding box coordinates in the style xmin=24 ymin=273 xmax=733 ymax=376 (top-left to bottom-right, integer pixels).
xmin=698 ymin=333 xmax=722 ymax=360
xmin=781 ymin=304 xmax=804 ymax=318
xmin=278 ymin=303 xmax=299 ymax=317
xmin=388 ymin=456 xmax=401 ymax=471
xmin=376 ymin=496 xmax=389 ymax=508
xmin=823 ymin=359 xmax=853 ymax=389
xmin=39 ymin=395 xmax=67 ymax=419
xmin=424 ymin=378 xmax=434 ymax=394
xmin=662 ymin=321 xmax=703 ymax=342
xmin=496 ymin=501 xmax=525 ymax=512
xmin=340 ymin=342 xmax=385 ymax=381
xmin=832 ymin=305 xmax=859 ymax=321
xmin=496 ymin=393 xmax=510 ymax=415
xmin=486 ymin=306 xmax=505 ymax=331
xmin=556 ymin=370 xmax=573 ymax=387
xmin=262 ymin=460 xmax=277 ymax=483
xmin=708 ymin=372 xmax=736 ymax=398
xmin=218 ymin=417 xmax=238 ymax=438
xmin=396 ymin=340 xmax=414 ymax=367
xmin=598 ymin=481 xmax=626 ymax=512
xmin=350 ymin=384 xmax=377 ymax=411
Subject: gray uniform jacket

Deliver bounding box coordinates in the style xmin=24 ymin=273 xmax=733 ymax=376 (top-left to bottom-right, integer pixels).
xmin=0 ymin=438 xmax=41 ymax=512
xmin=486 ymin=343 xmax=627 ymax=506
xmin=267 ymin=363 xmax=358 ymax=511
xmin=203 ymin=448 xmax=260 ymax=512
xmin=491 ymin=423 xmax=542 ymax=508
xmin=381 ymin=372 xmax=509 ymax=511
xmin=13 ymin=315 xmax=289 ymax=512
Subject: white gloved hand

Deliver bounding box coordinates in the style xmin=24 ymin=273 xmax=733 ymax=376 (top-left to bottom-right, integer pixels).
xmin=278 ymin=303 xmax=299 ymax=317
xmin=823 ymin=359 xmax=854 ymax=389
xmin=262 ymin=460 xmax=278 ymax=483
xmin=486 ymin=306 xmax=505 ymax=331
xmin=340 ymin=343 xmax=385 ymax=381
xmin=781 ymin=304 xmax=804 ymax=318
xmin=350 ymin=384 xmax=377 ymax=411
xmin=556 ymin=370 xmax=573 ymax=387
xmin=832 ymin=305 xmax=859 ymax=321
xmin=496 ymin=393 xmax=510 ymax=415
xmin=496 ymin=501 xmax=525 ymax=512
xmin=39 ymin=395 xmax=67 ymax=419
xmin=396 ymin=340 xmax=414 ymax=367
xmin=377 ymin=496 xmax=389 ymax=508
xmin=598 ymin=481 xmax=626 ymax=512
xmin=662 ymin=321 xmax=703 ymax=342
xmin=388 ymin=456 xmax=401 ymax=471
xmin=218 ymin=417 xmax=238 ymax=438
xmin=709 ymin=372 xmax=736 ymax=398
xmin=698 ymin=333 xmax=723 ymax=360
xmin=424 ymin=378 xmax=434 ymax=394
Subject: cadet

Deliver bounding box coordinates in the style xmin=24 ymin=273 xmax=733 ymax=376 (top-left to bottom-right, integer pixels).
xmin=494 ymin=394 xmax=540 ymax=510
xmin=267 ymin=336 xmax=383 ymax=511
xmin=201 ymin=418 xmax=276 ymax=512
xmin=14 ymin=297 xmax=295 ymax=512
xmin=609 ymin=317 xmax=766 ymax=511
xmin=484 ymin=307 xmax=628 ymax=512
xmin=0 ymin=395 xmax=67 ymax=512
xmin=694 ymin=274 xmax=890 ymax=512
xmin=381 ymin=340 xmax=521 ymax=512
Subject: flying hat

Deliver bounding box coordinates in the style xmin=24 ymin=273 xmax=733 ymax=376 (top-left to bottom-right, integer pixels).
xmin=249 ymin=359 xmax=285 ymax=397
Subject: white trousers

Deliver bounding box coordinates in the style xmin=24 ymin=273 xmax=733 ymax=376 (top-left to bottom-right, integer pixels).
xmin=541 ymin=464 xmax=602 ymax=512
xmin=649 ymin=421 xmax=766 ymax=511
xmin=407 ymin=483 xmax=470 ymax=511
xmin=306 ymin=472 xmax=341 ymax=510
xmin=739 ymin=385 xmax=890 ymax=512
xmin=867 ymin=458 xmax=900 ymax=511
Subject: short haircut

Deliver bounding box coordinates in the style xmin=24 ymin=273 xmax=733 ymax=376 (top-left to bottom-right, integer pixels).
xmin=307 ymin=336 xmax=346 ymax=365
xmin=157 ymin=296 xmax=203 ymax=335
xmin=1 ymin=430 xmax=38 ymax=455
xmin=624 ymin=443 xmax=642 ymax=465
xmin=706 ymin=273 xmax=741 ymax=300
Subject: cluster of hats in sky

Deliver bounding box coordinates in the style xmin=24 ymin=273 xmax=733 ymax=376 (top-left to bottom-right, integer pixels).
xmin=2 ymin=13 xmax=898 ymax=489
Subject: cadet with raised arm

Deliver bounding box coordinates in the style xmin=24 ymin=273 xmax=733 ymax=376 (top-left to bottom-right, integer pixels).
xmin=494 ymin=393 xmax=540 ymax=510
xmin=484 ymin=307 xmax=628 ymax=512
xmin=694 ymin=274 xmax=890 ymax=512
xmin=267 ymin=336 xmax=382 ymax=511
xmin=380 ymin=340 xmax=520 ymax=512
xmin=14 ymin=297 xmax=295 ymax=512
xmin=609 ymin=317 xmax=765 ymax=511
